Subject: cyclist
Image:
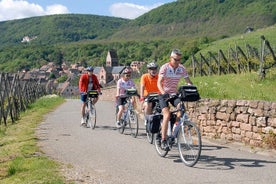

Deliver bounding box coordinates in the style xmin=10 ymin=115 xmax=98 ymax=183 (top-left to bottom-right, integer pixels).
xmin=157 ymin=49 xmax=193 ymax=150
xmin=140 ymin=61 xmax=160 ymax=116
xmin=79 ymin=66 xmax=101 ymax=126
xmin=115 ymin=67 xmax=136 ymax=128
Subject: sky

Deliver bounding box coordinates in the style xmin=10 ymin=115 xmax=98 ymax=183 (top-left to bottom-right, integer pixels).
xmin=0 ymin=0 xmax=176 ymax=22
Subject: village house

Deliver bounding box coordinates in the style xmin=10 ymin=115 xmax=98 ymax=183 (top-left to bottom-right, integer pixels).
xmin=18 ymin=49 xmax=145 ymax=97
xmin=93 ymin=49 xmax=126 ymax=86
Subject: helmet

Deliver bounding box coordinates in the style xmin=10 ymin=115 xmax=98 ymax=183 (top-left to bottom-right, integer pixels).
xmin=86 ymin=66 xmax=94 ymax=72
xmin=147 ymin=62 xmax=158 ymax=69
xmin=122 ymin=68 xmax=132 ymax=74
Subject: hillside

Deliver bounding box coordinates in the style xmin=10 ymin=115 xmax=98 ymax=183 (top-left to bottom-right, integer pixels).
xmin=0 ymin=14 xmax=129 ymax=48
xmin=111 ymin=0 xmax=276 ymax=41
xmin=1 ymin=0 xmax=276 ymax=72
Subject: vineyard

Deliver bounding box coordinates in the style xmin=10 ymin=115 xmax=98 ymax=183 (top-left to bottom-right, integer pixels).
xmin=0 ymin=73 xmax=46 ymax=125
xmin=190 ymin=36 xmax=276 ymax=79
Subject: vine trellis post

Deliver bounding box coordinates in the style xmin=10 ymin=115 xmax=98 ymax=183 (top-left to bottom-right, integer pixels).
xmin=0 ymin=73 xmax=47 ymax=126
xmin=190 ymin=37 xmax=275 ymax=78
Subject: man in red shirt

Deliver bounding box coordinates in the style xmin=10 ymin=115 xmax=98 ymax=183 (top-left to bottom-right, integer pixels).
xmin=79 ymin=66 xmax=101 ymax=126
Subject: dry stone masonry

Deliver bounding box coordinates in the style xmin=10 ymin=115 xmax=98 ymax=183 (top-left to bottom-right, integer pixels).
xmin=101 ymin=87 xmax=276 ymax=149
xmin=187 ymin=99 xmax=276 ymax=148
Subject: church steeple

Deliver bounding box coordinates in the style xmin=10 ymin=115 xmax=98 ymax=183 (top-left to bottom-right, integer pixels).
xmin=106 ymin=49 xmax=119 ymax=67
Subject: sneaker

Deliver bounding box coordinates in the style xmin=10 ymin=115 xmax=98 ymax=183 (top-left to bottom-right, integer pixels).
xmin=161 ymin=140 xmax=169 ymax=151
xmin=116 ymin=121 xmax=121 ymax=128
xmin=81 ymin=117 xmax=85 ymax=126
xmin=168 ymin=136 xmax=175 ymax=145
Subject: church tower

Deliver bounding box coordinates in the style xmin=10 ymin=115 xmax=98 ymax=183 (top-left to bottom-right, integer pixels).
xmin=106 ymin=49 xmax=119 ymax=67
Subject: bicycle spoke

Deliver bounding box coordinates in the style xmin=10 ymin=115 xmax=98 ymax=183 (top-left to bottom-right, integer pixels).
xmin=129 ymin=110 xmax=138 ymax=138
xmin=89 ymin=104 xmax=96 ymax=129
xmin=177 ymin=121 xmax=201 ymax=167
xmin=154 ymin=132 xmax=169 ymax=157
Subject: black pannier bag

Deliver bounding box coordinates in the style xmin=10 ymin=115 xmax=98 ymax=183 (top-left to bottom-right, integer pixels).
xmin=178 ymin=85 xmax=200 ymax=102
xmin=87 ymin=90 xmax=99 ymax=98
xmin=125 ymin=88 xmax=138 ymax=96
xmin=146 ymin=114 xmax=163 ymax=133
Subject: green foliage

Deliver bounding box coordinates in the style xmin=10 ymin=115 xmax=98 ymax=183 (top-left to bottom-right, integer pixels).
xmin=49 ymin=72 xmax=56 ymax=79
xmin=187 ymin=68 xmax=276 ymax=101
xmin=56 ymin=75 xmax=68 ymax=83
xmin=116 ymin=0 xmax=276 ymax=41
xmin=0 ymin=14 xmax=129 ymax=48
xmin=0 ymin=0 xmax=276 ymax=74
xmin=71 ymin=75 xmax=80 ymax=86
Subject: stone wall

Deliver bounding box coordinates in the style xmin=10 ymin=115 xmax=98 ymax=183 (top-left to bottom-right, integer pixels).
xmin=101 ymin=87 xmax=276 ymax=148
xmin=186 ymin=99 xmax=276 ymax=148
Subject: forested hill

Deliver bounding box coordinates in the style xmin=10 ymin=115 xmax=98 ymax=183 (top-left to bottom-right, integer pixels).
xmin=1 ymin=0 xmax=276 ymax=47
xmin=112 ymin=0 xmax=276 ymax=41
xmin=1 ymin=0 xmax=276 ymax=72
xmin=0 ymin=14 xmax=129 ymax=48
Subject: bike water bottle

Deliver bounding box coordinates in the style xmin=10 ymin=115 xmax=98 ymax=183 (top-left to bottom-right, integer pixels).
xmin=173 ymin=122 xmax=181 ymax=138
xmin=167 ymin=121 xmax=172 ymax=136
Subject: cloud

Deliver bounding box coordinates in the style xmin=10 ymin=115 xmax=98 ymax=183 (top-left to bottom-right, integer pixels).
xmin=0 ymin=0 xmax=69 ymax=21
xmin=109 ymin=2 xmax=164 ymax=19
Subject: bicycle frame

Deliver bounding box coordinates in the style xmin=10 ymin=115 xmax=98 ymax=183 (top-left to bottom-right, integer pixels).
xmin=83 ymin=90 xmax=98 ymax=129
xmin=121 ymin=96 xmax=134 ymax=123
xmin=117 ymin=92 xmax=139 ymax=138
xmin=154 ymin=93 xmax=202 ymax=167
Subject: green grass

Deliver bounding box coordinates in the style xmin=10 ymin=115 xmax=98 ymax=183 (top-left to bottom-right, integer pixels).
xmin=0 ymin=95 xmax=66 ymax=184
xmin=135 ymin=68 xmax=276 ymax=101
xmin=198 ymin=24 xmax=276 ymax=56
xmin=187 ymin=69 xmax=276 ymax=101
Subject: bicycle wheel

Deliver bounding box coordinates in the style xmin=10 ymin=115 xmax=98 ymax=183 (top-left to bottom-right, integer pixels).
xmin=154 ymin=129 xmax=169 ymax=157
xmin=129 ymin=110 xmax=139 ymax=138
xmin=89 ymin=104 xmax=96 ymax=129
xmin=177 ymin=121 xmax=202 ymax=167
xmin=83 ymin=107 xmax=89 ymax=128
xmin=146 ymin=125 xmax=154 ymax=144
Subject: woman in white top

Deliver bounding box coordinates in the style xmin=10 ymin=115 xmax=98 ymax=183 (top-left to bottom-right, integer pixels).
xmin=115 ymin=67 xmax=136 ymax=127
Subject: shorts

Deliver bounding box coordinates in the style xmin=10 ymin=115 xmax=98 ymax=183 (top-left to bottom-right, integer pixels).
xmin=117 ymin=97 xmax=128 ymax=106
xmin=80 ymin=92 xmax=88 ymax=102
xmin=145 ymin=93 xmax=159 ymax=103
xmin=158 ymin=94 xmax=180 ymax=110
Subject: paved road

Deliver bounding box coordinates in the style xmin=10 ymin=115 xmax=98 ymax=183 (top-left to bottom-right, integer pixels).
xmin=37 ymin=99 xmax=276 ymax=184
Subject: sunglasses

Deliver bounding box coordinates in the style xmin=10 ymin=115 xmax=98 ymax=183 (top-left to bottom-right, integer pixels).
xmin=125 ymin=74 xmax=131 ymax=77
xmin=172 ymin=57 xmax=181 ymax=62
xmin=148 ymin=68 xmax=157 ymax=70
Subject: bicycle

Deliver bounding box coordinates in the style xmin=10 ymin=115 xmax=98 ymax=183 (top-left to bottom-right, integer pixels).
xmin=115 ymin=88 xmax=139 ymax=138
xmin=154 ymin=85 xmax=202 ymax=167
xmin=143 ymin=93 xmax=162 ymax=144
xmin=83 ymin=90 xmax=99 ymax=129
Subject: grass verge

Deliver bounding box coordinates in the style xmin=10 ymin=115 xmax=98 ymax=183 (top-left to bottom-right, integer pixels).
xmin=0 ymin=95 xmax=66 ymax=184
xmin=184 ymin=69 xmax=276 ymax=101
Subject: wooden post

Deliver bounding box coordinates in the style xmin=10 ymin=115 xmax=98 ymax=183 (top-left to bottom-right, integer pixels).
xmin=259 ymin=35 xmax=266 ymax=79
xmin=192 ymin=55 xmax=196 ymax=78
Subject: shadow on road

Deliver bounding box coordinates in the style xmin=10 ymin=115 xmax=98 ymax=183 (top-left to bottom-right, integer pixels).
xmin=145 ymin=143 xmax=276 ymax=170
xmin=196 ymin=144 xmax=276 ymax=170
